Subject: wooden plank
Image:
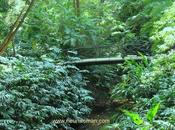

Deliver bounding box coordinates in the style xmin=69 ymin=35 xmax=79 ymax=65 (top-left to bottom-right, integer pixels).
xmin=66 ymin=56 xmax=150 ymax=66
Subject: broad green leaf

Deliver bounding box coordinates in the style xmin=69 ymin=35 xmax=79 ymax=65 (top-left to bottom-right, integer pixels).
xmin=146 ymin=103 xmax=160 ymax=122
xmin=123 ymin=110 xmax=144 ymax=125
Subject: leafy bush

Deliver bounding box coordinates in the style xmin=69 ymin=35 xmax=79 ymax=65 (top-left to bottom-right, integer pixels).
xmin=151 ymin=2 xmax=175 ymax=53
xmin=14 ymin=0 xmax=104 ymax=57
xmin=1 ymin=1 xmax=175 ymax=130
xmin=0 ymin=55 xmax=93 ymax=130
xmin=108 ymin=2 xmax=175 ymax=129
xmin=111 ymin=53 xmax=175 ymax=129
xmin=109 ymin=0 xmax=174 ymax=55
xmin=122 ymin=103 xmax=160 ymax=130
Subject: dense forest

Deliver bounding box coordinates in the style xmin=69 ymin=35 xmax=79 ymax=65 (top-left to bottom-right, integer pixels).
xmin=0 ymin=0 xmax=175 ymax=130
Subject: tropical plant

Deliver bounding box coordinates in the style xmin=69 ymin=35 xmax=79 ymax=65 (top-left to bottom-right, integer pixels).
xmin=123 ymin=103 xmax=160 ymax=130
xmin=0 ymin=54 xmax=93 ymax=130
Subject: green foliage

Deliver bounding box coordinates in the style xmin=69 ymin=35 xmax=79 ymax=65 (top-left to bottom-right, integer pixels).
xmin=123 ymin=110 xmax=144 ymax=125
xmin=110 ymin=0 xmax=152 ymax=55
xmin=122 ymin=103 xmax=160 ymax=130
xmin=14 ymin=0 xmax=106 ymax=57
xmin=1 ymin=0 xmax=175 ymax=130
xmin=0 ymin=55 xmax=93 ymax=130
xmin=111 ymin=54 xmax=175 ymax=129
xmin=0 ymin=0 xmax=9 ymax=12
xmin=109 ymin=0 xmax=174 ymax=55
xmin=117 ymin=0 xmax=144 ymax=22
xmin=146 ymin=103 xmax=160 ymax=122
xmin=151 ymin=2 xmax=175 ymax=53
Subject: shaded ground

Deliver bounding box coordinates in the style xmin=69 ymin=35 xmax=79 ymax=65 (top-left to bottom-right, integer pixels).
xmin=77 ymin=86 xmax=117 ymax=130
xmin=77 ymin=108 xmax=116 ymax=130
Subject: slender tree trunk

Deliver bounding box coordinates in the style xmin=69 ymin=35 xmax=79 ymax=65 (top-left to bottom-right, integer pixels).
xmin=76 ymin=0 xmax=80 ymax=17
xmin=0 ymin=0 xmax=35 ymax=55
xmin=73 ymin=0 xmax=80 ymax=17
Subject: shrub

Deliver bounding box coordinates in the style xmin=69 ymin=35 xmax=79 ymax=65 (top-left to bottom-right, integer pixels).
xmin=0 ymin=56 xmax=93 ymax=130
